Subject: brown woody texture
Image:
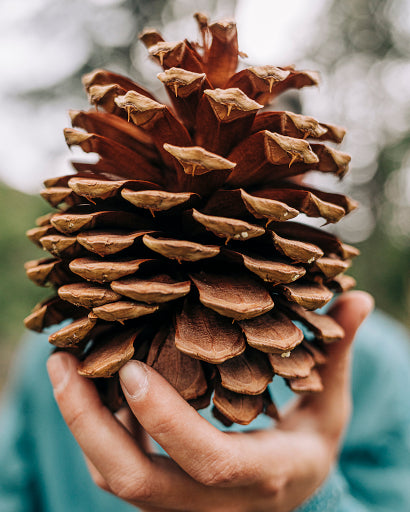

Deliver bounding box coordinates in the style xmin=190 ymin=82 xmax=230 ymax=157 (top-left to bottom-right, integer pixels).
xmin=24 ymin=14 xmax=359 ymax=426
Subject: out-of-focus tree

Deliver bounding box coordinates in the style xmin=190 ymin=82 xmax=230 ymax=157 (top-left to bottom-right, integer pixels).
xmin=300 ymin=0 xmax=410 ymax=326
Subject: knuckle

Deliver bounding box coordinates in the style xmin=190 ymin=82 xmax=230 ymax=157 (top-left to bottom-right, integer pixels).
xmin=257 ymin=474 xmax=288 ymax=499
xmin=128 ymin=478 xmax=154 ymax=502
xmin=108 ymin=474 xmax=130 ymax=499
xmin=65 ymin=405 xmax=87 ymax=431
xmin=110 ymin=473 xmax=153 ymax=502
xmin=196 ymin=448 xmax=242 ymax=486
xmin=92 ymin=472 xmax=110 ymax=492
xmin=148 ymin=418 xmax=178 ymax=440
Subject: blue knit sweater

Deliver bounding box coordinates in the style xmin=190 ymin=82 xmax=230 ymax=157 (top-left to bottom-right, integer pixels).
xmin=1 ymin=310 xmax=409 ymax=511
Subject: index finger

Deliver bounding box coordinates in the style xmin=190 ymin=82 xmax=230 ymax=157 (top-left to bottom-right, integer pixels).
xmin=47 ymin=352 xmax=205 ymax=507
xmin=119 ymin=361 xmax=264 ymax=486
xmin=47 ymin=353 xmax=153 ymax=481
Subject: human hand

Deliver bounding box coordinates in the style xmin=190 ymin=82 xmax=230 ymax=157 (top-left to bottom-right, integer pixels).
xmin=47 ymin=291 xmax=373 ymax=512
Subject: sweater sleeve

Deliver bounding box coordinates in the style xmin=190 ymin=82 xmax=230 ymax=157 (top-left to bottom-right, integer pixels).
xmin=295 ymin=470 xmax=369 ymax=512
xmin=296 ymin=310 xmax=410 ymax=512
xmin=0 ymin=350 xmax=41 ymax=512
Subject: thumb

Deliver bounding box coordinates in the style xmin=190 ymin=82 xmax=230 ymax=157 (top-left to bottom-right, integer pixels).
xmin=302 ymin=291 xmax=374 ymax=436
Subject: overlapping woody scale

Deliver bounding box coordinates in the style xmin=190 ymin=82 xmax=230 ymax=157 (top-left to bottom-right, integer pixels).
xmin=25 ymin=13 xmax=359 ymax=425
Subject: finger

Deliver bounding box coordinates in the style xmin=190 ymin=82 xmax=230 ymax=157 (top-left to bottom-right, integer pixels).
xmin=83 ymin=455 xmax=181 ymax=512
xmin=119 ymin=361 xmax=261 ymax=486
xmin=302 ymin=291 xmax=374 ymax=432
xmin=47 ymin=353 xmax=154 ymax=484
xmin=115 ymin=406 xmax=153 ymax=452
xmin=47 ymin=352 xmax=197 ymax=506
xmin=84 ymin=455 xmax=112 ymax=493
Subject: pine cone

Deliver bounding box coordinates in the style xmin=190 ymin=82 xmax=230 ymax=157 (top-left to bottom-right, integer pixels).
xmin=24 ymin=14 xmax=359 ymax=426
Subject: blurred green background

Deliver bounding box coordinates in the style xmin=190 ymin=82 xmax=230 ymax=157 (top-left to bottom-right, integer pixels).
xmin=1 ymin=0 xmax=409 ymax=389
xmin=0 ymin=186 xmax=48 ymax=383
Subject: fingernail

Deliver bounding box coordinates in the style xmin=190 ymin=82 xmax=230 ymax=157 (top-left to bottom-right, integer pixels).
xmin=47 ymin=352 xmax=70 ymax=393
xmin=119 ymin=361 xmax=149 ymax=400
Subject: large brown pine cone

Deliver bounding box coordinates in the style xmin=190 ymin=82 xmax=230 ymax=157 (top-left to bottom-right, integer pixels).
xmin=24 ymin=13 xmax=359 ymax=426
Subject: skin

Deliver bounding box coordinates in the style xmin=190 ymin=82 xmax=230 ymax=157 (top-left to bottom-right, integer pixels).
xmin=47 ymin=291 xmax=374 ymax=512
